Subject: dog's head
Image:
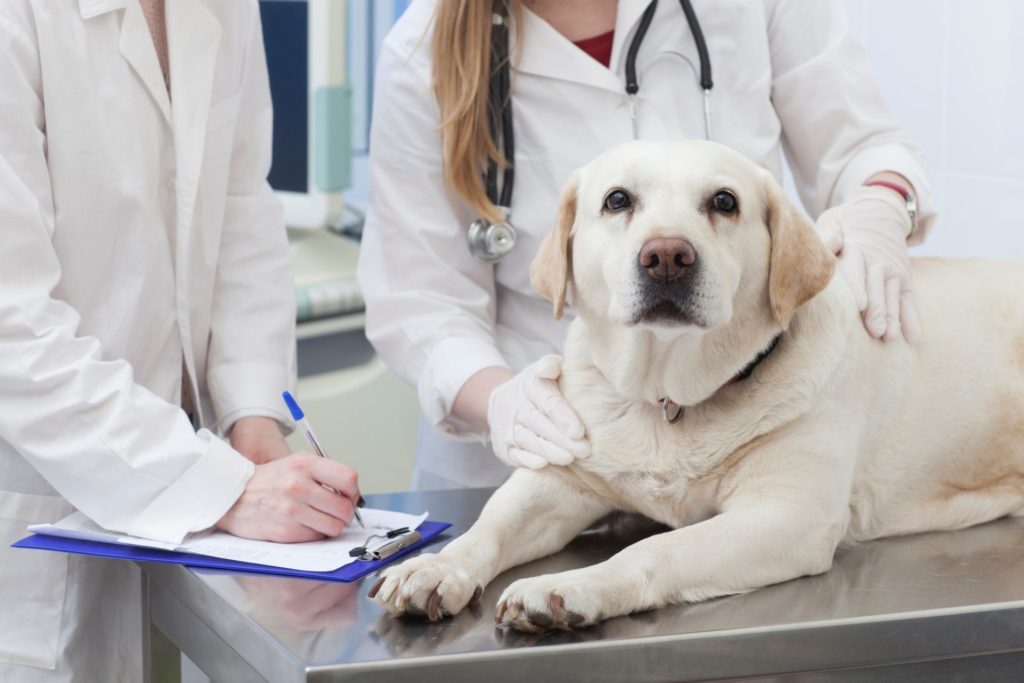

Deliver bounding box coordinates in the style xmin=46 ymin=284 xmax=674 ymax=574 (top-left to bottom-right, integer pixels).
xmin=530 ymin=140 xmax=835 ymax=333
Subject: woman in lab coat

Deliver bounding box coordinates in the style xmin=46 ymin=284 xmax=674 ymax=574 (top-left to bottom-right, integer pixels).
xmin=0 ymin=1 xmax=361 ymax=680
xmin=358 ymin=0 xmax=936 ymax=490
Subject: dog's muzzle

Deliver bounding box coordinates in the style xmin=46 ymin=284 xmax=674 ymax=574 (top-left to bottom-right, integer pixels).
xmin=632 ymin=237 xmax=707 ymax=326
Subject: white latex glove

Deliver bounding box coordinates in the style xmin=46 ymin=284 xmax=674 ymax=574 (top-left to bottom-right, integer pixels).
xmin=816 ymin=185 xmax=920 ymax=342
xmin=487 ymin=355 xmax=591 ymax=469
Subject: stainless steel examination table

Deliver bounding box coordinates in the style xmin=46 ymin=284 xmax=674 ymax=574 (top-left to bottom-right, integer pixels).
xmin=139 ymin=488 xmax=1024 ymax=682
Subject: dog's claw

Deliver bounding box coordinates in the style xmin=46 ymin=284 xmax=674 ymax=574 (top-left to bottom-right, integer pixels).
xmin=471 ymin=585 xmax=484 ymax=605
xmin=495 ymin=600 xmax=508 ymax=624
xmin=367 ymin=577 xmax=386 ymax=599
xmin=426 ymin=589 xmax=443 ymax=621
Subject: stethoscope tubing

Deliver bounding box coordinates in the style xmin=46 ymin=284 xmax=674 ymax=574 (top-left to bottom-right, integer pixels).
xmin=486 ymin=5 xmax=515 ymax=211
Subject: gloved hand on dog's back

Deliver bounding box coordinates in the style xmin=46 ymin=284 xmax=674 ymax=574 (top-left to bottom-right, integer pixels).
xmin=487 ymin=355 xmax=591 ymax=469
xmin=815 ymin=182 xmax=920 ymax=343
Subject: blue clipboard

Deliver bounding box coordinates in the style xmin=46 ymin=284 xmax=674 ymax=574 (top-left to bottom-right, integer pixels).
xmin=11 ymin=520 xmax=451 ymax=582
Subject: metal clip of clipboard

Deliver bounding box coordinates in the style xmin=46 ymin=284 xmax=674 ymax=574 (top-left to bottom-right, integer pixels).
xmin=358 ymin=530 xmax=422 ymax=561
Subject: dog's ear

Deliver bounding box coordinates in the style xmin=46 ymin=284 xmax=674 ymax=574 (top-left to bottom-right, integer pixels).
xmin=530 ymin=170 xmax=580 ymax=320
xmin=763 ymin=174 xmax=835 ymax=329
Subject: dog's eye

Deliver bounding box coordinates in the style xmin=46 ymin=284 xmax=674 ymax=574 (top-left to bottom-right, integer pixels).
xmin=603 ymin=190 xmax=632 ymax=212
xmin=711 ymin=191 xmax=737 ymax=214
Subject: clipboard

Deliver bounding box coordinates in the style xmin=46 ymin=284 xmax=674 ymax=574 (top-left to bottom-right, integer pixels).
xmin=11 ymin=520 xmax=451 ymax=583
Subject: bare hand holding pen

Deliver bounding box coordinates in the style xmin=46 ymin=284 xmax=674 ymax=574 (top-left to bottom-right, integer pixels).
xmin=216 ymin=452 xmax=360 ymax=543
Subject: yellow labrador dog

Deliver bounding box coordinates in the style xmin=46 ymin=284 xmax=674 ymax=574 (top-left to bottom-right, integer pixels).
xmin=371 ymin=140 xmax=1024 ymax=632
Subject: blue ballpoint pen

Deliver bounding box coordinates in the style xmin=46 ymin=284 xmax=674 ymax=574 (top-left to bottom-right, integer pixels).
xmin=282 ymin=391 xmax=365 ymax=528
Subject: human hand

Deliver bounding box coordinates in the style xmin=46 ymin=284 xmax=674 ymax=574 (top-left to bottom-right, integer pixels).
xmin=487 ymin=355 xmax=590 ymax=469
xmin=230 ymin=416 xmax=291 ymax=464
xmin=217 ymin=452 xmax=360 ymax=542
xmin=816 ymin=184 xmax=920 ymax=342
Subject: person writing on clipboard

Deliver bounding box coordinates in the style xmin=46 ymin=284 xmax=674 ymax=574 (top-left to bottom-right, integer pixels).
xmin=358 ymin=0 xmax=935 ymax=490
xmin=0 ymin=1 xmax=360 ymax=681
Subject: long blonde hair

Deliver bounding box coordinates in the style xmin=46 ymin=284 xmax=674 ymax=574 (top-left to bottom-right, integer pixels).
xmin=431 ymin=0 xmax=522 ymax=223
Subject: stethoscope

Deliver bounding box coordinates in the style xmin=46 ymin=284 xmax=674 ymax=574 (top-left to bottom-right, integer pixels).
xmin=467 ymin=0 xmax=713 ymax=263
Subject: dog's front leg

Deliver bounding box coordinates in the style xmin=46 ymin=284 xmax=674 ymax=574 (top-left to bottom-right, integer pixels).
xmin=371 ymin=467 xmax=612 ymax=620
xmin=496 ymin=444 xmax=853 ymax=632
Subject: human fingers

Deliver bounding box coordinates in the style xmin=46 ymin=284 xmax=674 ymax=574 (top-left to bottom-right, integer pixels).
xmin=308 ymin=456 xmax=360 ymax=502
xmin=530 ymin=354 xmax=564 ymax=381
xmin=306 ymin=483 xmax=355 ymax=532
xmin=512 ymin=424 xmax=575 ymax=466
xmin=523 ymin=375 xmax=585 ymax=440
xmin=882 ymin=276 xmax=902 ymax=342
xmin=289 ymin=501 xmax=351 ymax=539
xmin=239 ymin=513 xmax=325 ymax=543
xmin=505 ymin=447 xmax=548 ymax=469
xmin=217 ymin=474 xmax=325 ymax=543
xmin=862 ymin=261 xmax=887 ymax=338
xmin=519 ymin=400 xmax=590 ymax=458
xmin=257 ymin=461 xmax=343 ymax=539
xmin=270 ymin=524 xmax=325 ymax=544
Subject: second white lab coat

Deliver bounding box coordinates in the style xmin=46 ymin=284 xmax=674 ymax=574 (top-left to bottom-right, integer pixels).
xmin=0 ymin=0 xmax=295 ymax=679
xmin=358 ymin=0 xmax=935 ymax=488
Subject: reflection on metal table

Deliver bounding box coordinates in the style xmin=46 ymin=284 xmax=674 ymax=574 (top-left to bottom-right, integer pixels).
xmin=139 ymin=488 xmax=1024 ymax=682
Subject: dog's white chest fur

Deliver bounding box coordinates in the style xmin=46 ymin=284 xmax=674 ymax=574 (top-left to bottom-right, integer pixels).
xmin=557 ymin=369 xmax=728 ymax=529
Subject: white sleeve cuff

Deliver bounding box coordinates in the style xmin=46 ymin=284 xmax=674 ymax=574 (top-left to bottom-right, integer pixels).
xmin=206 ymin=361 xmax=293 ymax=435
xmin=830 ymin=143 xmax=937 ymax=246
xmin=417 ymin=336 xmax=509 ymax=441
xmin=120 ymin=431 xmax=254 ymax=544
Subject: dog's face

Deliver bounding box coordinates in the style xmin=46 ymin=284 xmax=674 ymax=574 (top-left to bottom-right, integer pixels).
xmin=531 ymin=140 xmax=835 ymax=333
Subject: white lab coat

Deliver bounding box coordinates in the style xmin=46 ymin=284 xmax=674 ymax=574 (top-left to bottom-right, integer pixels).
xmin=358 ymin=0 xmax=936 ymax=489
xmin=0 ymin=0 xmax=295 ymax=679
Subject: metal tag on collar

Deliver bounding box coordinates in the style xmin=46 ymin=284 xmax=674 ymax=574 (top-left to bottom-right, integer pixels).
xmin=660 ymin=398 xmax=684 ymax=424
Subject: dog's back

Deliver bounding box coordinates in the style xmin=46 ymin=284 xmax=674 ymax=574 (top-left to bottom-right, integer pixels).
xmin=846 ymin=258 xmax=1024 ymax=540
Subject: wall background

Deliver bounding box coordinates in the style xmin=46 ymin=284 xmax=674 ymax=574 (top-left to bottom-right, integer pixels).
xmin=844 ymin=0 xmax=1024 ymax=258
xmin=345 ymin=0 xmax=1024 ymax=258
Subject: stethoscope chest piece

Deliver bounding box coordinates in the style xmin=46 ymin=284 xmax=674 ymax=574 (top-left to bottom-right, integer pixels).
xmin=467 ymin=217 xmax=517 ymax=263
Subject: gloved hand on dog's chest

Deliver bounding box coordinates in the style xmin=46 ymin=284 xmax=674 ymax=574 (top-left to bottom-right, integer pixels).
xmin=487 ymin=355 xmax=591 ymax=469
xmin=816 ymin=184 xmax=920 ymax=343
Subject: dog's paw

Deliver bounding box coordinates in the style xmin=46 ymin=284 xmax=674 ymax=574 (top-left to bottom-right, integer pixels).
xmin=495 ymin=572 xmax=604 ymax=633
xmin=367 ymin=554 xmax=483 ymax=622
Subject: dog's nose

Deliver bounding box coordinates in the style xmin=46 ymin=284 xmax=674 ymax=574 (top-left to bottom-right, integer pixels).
xmin=639 ymin=238 xmax=697 ymax=282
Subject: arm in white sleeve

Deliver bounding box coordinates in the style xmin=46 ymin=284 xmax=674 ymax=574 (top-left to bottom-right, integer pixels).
xmin=205 ymin=8 xmax=296 ymax=434
xmin=0 ymin=14 xmax=252 ymax=544
xmin=357 ymin=40 xmax=508 ymax=440
xmin=766 ymin=0 xmax=936 ymax=243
